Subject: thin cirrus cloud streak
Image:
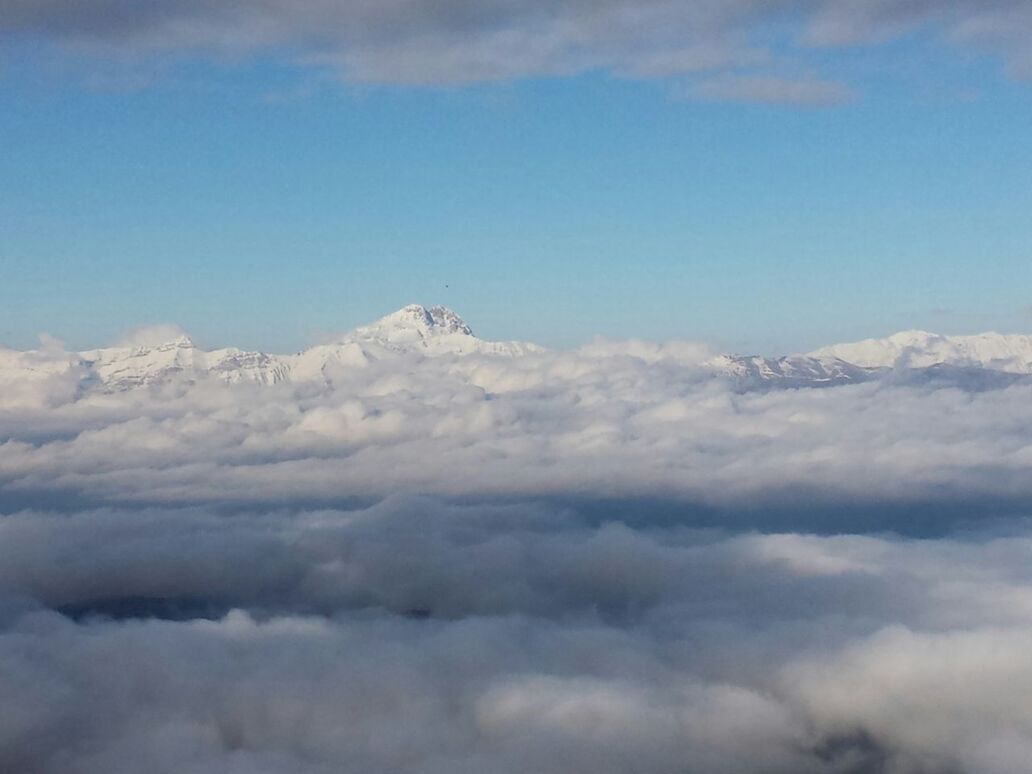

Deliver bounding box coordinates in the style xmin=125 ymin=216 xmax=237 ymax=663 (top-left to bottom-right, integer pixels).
xmin=689 ymin=74 xmax=857 ymax=106
xmin=2 ymin=1 xmax=1032 ymax=98
xmin=4 ymin=325 xmax=1032 ymax=771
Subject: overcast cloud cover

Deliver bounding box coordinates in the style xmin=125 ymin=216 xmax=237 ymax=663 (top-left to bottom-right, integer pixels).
xmin=4 ymin=337 xmax=1032 ymax=772
xmin=2 ymin=0 xmax=1032 ymax=94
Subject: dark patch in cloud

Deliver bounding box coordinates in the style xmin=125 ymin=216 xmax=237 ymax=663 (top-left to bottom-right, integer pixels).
xmin=57 ymin=595 xmax=227 ymax=623
xmin=4 ymin=499 xmax=1032 ymax=771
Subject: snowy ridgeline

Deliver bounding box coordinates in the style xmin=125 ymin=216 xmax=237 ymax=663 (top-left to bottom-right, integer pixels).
xmin=3 ymin=304 xmax=1032 ymax=394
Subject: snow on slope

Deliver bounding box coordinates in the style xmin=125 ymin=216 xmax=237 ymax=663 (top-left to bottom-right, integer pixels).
xmin=706 ymin=353 xmax=875 ymax=388
xmin=80 ymin=336 xmax=291 ymax=390
xmin=287 ymin=305 xmax=544 ymax=383
xmin=356 ymin=304 xmax=543 ymax=357
xmin=62 ymin=305 xmax=542 ymax=391
xmin=809 ymin=330 xmax=1032 ymax=373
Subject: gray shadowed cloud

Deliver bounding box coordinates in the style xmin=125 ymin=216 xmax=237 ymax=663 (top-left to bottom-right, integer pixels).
xmin=5 ymin=499 xmax=1032 ymax=771
xmin=2 ymin=1 xmax=1032 ymax=97
xmin=5 ymin=327 xmax=1032 ymax=771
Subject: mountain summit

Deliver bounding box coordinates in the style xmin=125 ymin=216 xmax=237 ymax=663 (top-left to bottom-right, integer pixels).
xmin=809 ymin=330 xmax=1032 ymax=372
xmin=326 ymin=304 xmax=541 ymax=358
xmin=283 ymin=305 xmax=543 ymax=383
xmin=347 ymin=304 xmax=475 ymax=348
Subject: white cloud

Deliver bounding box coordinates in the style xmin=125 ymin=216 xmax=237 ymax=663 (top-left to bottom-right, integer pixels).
xmin=3 ymin=333 xmax=1032 ymax=770
xmin=4 ymin=499 xmax=1032 ymax=771
xmin=112 ymin=324 xmax=192 ymax=349
xmin=2 ymin=344 xmax=1031 ymax=516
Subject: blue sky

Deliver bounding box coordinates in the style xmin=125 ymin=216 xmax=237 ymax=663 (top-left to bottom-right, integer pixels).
xmin=2 ymin=3 xmax=1032 ymax=354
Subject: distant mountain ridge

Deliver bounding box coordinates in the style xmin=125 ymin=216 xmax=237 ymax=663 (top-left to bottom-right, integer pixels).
xmin=67 ymin=304 xmax=544 ymax=390
xmin=4 ymin=305 xmax=1032 ymax=394
xmin=79 ymin=336 xmax=291 ymax=389
xmin=318 ymin=303 xmax=542 ymax=358
xmin=809 ymin=330 xmax=1032 ymax=373
xmin=704 ymin=352 xmax=875 ymax=389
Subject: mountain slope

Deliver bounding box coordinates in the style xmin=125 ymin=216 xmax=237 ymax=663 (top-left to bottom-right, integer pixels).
xmin=68 ymin=305 xmax=542 ymax=390
xmin=809 ymin=330 xmax=1032 ymax=373
xmin=80 ymin=336 xmax=291 ymax=389
xmin=286 ymin=305 xmax=544 ymax=383
xmin=706 ymin=353 xmax=877 ymax=388
xmin=327 ymin=304 xmax=542 ymax=358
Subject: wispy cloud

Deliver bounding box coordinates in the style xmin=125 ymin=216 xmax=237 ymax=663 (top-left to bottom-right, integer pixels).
xmin=3 ymin=1 xmax=1032 ymax=98
xmin=689 ymin=74 xmax=856 ymax=106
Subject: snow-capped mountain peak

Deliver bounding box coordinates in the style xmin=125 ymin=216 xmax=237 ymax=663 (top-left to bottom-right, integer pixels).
xmin=427 ymin=305 xmax=474 ymax=336
xmin=330 ymin=304 xmax=541 ymax=359
xmin=347 ymin=304 xmax=475 ymax=348
xmin=287 ymin=305 xmax=543 ymax=382
xmin=809 ymin=330 xmax=1032 ymax=372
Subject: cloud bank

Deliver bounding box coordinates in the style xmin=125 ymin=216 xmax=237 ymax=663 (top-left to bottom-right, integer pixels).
xmin=4 ymin=331 xmax=1032 ymax=771
xmin=2 ymin=340 xmax=1032 ymax=521
xmin=5 ymin=501 xmax=1032 ymax=772
xmin=3 ymin=1 xmax=1032 ymax=94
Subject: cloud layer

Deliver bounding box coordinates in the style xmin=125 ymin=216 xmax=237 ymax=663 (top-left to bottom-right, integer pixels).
xmin=3 ymin=1 xmax=1032 ymax=93
xmin=2 ymin=342 xmax=1032 ymax=523
xmin=5 ymin=500 xmax=1032 ymax=772
xmin=4 ymin=338 xmax=1032 ymax=771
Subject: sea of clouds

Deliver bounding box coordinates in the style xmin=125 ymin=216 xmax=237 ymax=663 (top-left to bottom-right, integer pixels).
xmin=4 ymin=341 xmax=1032 ymax=772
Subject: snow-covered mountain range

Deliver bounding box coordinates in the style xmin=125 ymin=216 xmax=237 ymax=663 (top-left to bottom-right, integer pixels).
xmin=809 ymin=330 xmax=1032 ymax=373
xmin=287 ymin=305 xmax=543 ymax=383
xmin=79 ymin=337 xmax=291 ymax=389
xmin=2 ymin=305 xmax=544 ymax=393
xmin=4 ymin=305 xmax=1032 ymax=394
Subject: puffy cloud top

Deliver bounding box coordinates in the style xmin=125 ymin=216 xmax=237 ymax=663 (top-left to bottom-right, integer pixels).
xmin=3 ymin=325 xmax=1032 ymax=772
